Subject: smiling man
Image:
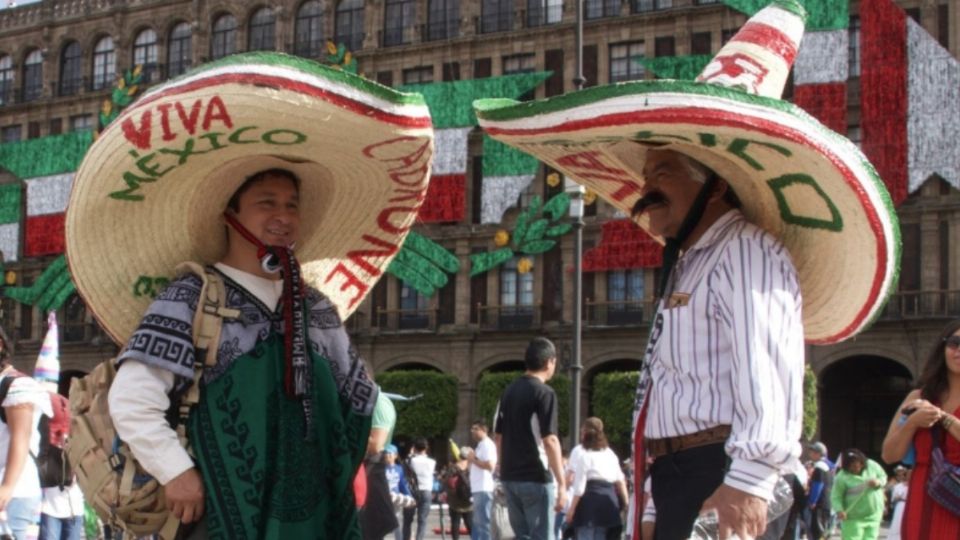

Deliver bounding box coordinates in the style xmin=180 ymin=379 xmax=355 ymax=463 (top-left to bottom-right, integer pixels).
xmin=107 ymin=167 xmax=379 ymax=539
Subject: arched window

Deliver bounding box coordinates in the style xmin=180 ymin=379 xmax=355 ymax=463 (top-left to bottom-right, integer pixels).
xmin=59 ymin=41 xmax=82 ymax=96
xmin=383 ymin=0 xmax=415 ymax=46
xmin=168 ymin=22 xmax=192 ymax=77
xmin=294 ymin=1 xmax=325 ymax=57
xmin=92 ymin=36 xmax=115 ymax=91
xmin=211 ymin=14 xmax=238 ymax=60
xmin=426 ymin=0 xmax=459 ymax=41
xmin=23 ymin=48 xmax=43 ymax=101
xmin=335 ymin=0 xmax=365 ymax=52
xmin=133 ymin=29 xmax=159 ymax=82
xmin=0 ymin=55 xmax=13 ymax=104
xmin=248 ymin=7 xmax=276 ymax=51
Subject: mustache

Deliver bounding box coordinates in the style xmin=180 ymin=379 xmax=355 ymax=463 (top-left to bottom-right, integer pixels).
xmin=631 ymin=192 xmax=667 ymax=216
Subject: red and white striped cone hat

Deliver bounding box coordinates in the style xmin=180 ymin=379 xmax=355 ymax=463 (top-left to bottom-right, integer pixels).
xmin=475 ymin=0 xmax=899 ymax=345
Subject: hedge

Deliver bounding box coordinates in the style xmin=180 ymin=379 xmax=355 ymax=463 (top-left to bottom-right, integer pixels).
xmin=591 ymin=371 xmax=638 ymax=457
xmin=476 ymin=371 xmax=570 ymax=439
xmin=377 ymin=370 xmax=459 ymax=439
xmin=590 ymin=365 xmax=821 ymax=455
xmin=803 ymin=363 xmax=818 ymax=441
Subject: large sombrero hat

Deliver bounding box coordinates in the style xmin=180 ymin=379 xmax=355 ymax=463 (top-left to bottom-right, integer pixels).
xmin=66 ymin=52 xmax=434 ymax=344
xmin=474 ymin=0 xmax=899 ymax=345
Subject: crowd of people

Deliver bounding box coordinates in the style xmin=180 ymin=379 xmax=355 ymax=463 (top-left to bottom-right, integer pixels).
xmin=0 ymin=0 xmax=944 ymax=538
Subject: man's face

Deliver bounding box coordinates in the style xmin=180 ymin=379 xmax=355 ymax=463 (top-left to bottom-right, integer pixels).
xmin=638 ymin=150 xmax=707 ymax=239
xmin=384 ymin=452 xmax=396 ymax=465
xmin=229 ymin=174 xmax=301 ymax=247
xmin=471 ymin=425 xmax=485 ymax=443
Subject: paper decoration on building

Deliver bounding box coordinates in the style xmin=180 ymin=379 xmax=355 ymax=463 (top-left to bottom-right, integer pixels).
xmin=583 ymin=220 xmax=663 ymax=272
xmin=417 ymin=175 xmax=466 ymax=223
xmin=4 ymin=254 xmax=75 ymax=312
xmin=99 ymin=66 xmax=144 ymax=129
xmin=326 ymin=41 xmax=358 ymax=73
xmin=0 ymin=131 xmax=92 ymax=179
xmin=861 ymin=0 xmax=959 ymax=204
xmin=0 ymin=182 xmax=20 ymax=262
xmin=23 ymin=173 xmax=73 ymax=257
xmin=470 ymin=193 xmax=571 ymax=276
xmin=386 ymin=231 xmax=460 ymax=297
xmin=723 ymin=0 xmax=849 ymax=30
xmin=640 ymin=56 xmax=712 ymax=80
xmin=400 ymin=73 xmax=550 ymax=225
xmin=416 ymin=127 xmax=470 ymax=223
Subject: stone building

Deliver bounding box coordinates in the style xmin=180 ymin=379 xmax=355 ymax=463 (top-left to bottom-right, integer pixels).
xmin=0 ymin=0 xmax=956 ymax=457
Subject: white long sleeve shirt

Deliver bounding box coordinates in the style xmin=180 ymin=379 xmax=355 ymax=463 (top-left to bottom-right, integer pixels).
xmin=639 ymin=210 xmax=804 ymax=500
xmin=108 ymin=264 xmax=283 ymax=484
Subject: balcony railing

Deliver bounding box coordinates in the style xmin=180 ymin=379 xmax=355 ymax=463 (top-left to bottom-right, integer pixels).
xmin=586 ymin=299 xmax=654 ymax=327
xmin=376 ymin=307 xmax=438 ymax=332
xmin=880 ymin=290 xmax=960 ymax=320
xmin=476 ymin=303 xmax=542 ymax=331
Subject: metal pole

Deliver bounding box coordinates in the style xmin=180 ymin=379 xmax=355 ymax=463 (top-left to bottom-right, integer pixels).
xmin=570 ymin=212 xmax=584 ymax=451
xmin=574 ymin=0 xmax=585 ymax=91
xmin=569 ymin=0 xmax=586 ymax=452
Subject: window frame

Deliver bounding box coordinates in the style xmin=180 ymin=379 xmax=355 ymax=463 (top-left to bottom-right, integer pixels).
xmin=168 ymin=22 xmax=192 ymax=78
xmin=248 ymin=7 xmax=277 ymax=51
xmin=335 ymin=0 xmax=365 ymax=52
xmin=210 ymin=14 xmax=238 ymax=60
xmin=59 ymin=41 xmax=83 ymax=96
xmin=23 ymin=48 xmax=44 ymax=101
xmin=133 ymin=28 xmax=159 ymax=83
xmin=609 ymin=41 xmax=645 ymax=83
xmin=294 ymin=1 xmax=325 ymax=57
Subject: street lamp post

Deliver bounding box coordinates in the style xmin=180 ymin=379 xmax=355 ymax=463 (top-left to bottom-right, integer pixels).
xmin=566 ymin=179 xmax=585 ymax=451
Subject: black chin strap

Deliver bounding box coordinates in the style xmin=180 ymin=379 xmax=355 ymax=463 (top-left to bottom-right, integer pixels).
xmin=656 ymin=173 xmax=720 ymax=300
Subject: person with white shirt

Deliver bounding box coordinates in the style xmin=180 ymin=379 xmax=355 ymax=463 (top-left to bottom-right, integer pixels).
xmin=466 ymin=420 xmax=497 ymax=540
xmin=406 ymin=438 xmax=436 ymax=540
xmin=564 ymin=417 xmax=627 ymax=540
xmin=108 ymin=169 xmax=379 ymax=539
xmin=0 ymin=330 xmax=51 ymax=540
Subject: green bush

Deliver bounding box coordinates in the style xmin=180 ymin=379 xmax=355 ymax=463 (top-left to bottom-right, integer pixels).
xmin=591 ymin=371 xmax=638 ymax=458
xmin=377 ymin=370 xmax=459 ymax=438
xmin=803 ymin=363 xmax=819 ymax=441
xmin=476 ymin=371 xmax=570 ymax=439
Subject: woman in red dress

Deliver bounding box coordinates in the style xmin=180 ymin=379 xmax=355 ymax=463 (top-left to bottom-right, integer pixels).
xmin=882 ymin=319 xmax=960 ymax=539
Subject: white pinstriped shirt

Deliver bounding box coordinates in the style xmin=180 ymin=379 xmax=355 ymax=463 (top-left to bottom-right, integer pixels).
xmin=641 ymin=209 xmax=804 ymax=500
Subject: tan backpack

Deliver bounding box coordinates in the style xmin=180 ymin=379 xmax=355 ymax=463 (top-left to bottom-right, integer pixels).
xmin=66 ymin=263 xmax=240 ymax=540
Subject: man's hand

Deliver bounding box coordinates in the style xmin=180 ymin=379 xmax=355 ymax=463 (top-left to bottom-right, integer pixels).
xmin=700 ymin=484 xmax=767 ymax=539
xmin=555 ymin=488 xmax=567 ymax=513
xmin=165 ymin=468 xmax=205 ymax=524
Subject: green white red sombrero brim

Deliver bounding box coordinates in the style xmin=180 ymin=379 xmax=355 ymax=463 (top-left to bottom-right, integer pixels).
xmin=474 ymin=82 xmax=900 ymax=345
xmin=66 ymin=52 xmax=434 ymax=344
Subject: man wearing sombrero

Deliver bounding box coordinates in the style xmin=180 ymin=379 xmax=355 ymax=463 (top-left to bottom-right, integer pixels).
xmin=65 ymin=52 xmax=434 ymax=538
xmin=474 ymin=1 xmax=899 ymax=538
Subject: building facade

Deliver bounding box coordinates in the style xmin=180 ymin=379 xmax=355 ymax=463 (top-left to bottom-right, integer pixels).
xmin=0 ymin=0 xmax=956 ymax=457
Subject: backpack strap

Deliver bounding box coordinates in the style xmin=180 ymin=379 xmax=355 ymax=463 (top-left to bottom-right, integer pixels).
xmin=0 ymin=370 xmax=26 ymax=424
xmin=172 ymin=262 xmax=241 ymax=448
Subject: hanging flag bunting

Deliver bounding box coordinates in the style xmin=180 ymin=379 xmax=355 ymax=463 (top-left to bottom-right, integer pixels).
xmin=861 ymin=0 xmax=959 ymax=204
xmin=24 ymin=173 xmax=74 ymax=257
xmin=34 ymin=311 xmax=60 ymax=393
xmin=400 ymin=73 xmax=550 ymax=225
xmin=0 ymin=182 xmax=21 ymax=263
xmin=583 ymin=220 xmax=663 ymax=272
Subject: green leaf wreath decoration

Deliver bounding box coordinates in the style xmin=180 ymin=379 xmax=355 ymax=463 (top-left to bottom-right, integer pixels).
xmin=469 ymin=192 xmax=571 ymax=276
xmin=387 ymin=231 xmax=461 ymax=297
xmin=4 ymin=254 xmax=76 ymax=312
xmin=325 ymin=41 xmax=358 ymax=74
xmin=99 ymin=65 xmax=144 ymax=131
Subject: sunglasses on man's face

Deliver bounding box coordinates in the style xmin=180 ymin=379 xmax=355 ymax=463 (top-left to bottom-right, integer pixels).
xmin=945 ymin=335 xmax=960 ymax=350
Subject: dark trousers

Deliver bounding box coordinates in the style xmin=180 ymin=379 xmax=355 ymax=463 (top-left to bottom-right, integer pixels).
xmin=449 ymin=509 xmax=473 ymax=540
xmin=650 ymin=442 xmax=727 ymax=540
